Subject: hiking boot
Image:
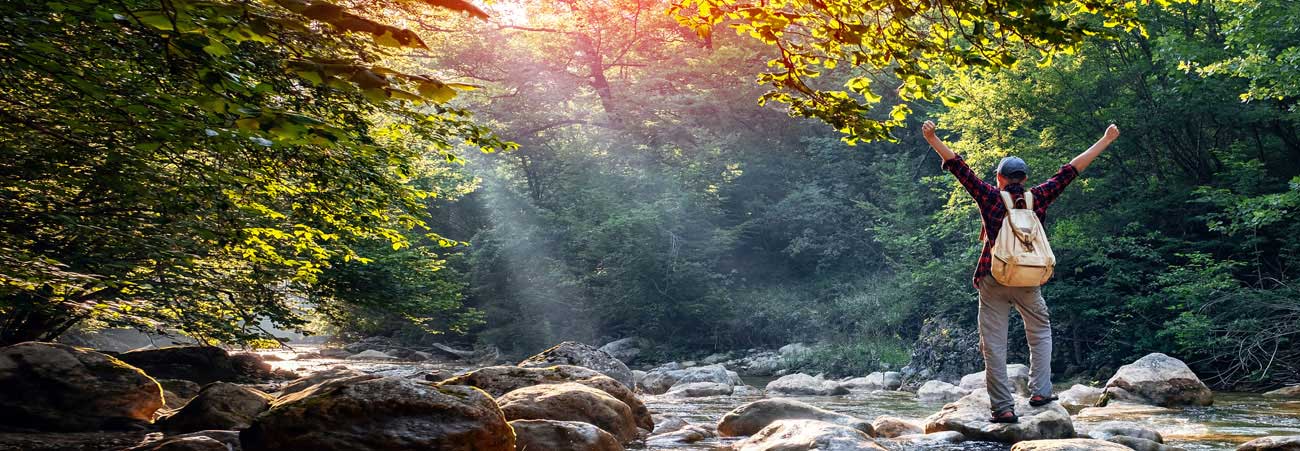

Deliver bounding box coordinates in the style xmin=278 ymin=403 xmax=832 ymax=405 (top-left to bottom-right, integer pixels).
xmin=1029 ymin=394 xmax=1058 ymax=407
xmin=990 ymin=409 xmax=1019 ymax=423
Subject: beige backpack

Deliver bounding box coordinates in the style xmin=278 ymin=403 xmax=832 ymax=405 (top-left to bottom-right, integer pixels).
xmin=990 ymin=191 xmax=1056 ymax=287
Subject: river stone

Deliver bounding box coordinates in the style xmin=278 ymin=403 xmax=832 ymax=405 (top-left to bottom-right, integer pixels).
xmin=510 ymin=419 xmax=622 ymax=451
xmin=1010 ymin=438 xmax=1133 ymax=451
xmin=1058 ymin=384 xmax=1104 ymax=411
xmin=646 ymin=424 xmax=714 ymax=446
xmin=497 ymin=382 xmax=639 ymax=442
xmin=778 ymin=343 xmax=812 ymax=359
xmin=923 ymin=389 xmax=1074 ymax=443
xmin=665 ymin=381 xmax=733 ymax=398
xmin=637 ymin=364 xmax=735 ymax=395
xmin=732 ymin=419 xmax=888 ymax=451
xmin=717 ymin=398 xmax=873 ymax=437
xmin=765 ymin=373 xmax=849 ymax=396
xmin=597 ymin=337 xmax=645 ymax=364
xmin=128 ymin=430 xmax=242 ymax=451
xmin=960 ymin=364 xmax=1031 ymax=395
xmin=1102 ymin=353 xmax=1213 ymax=407
xmin=871 ymin=416 xmax=922 ymax=438
xmin=345 ymin=349 xmax=398 ymax=361
xmin=844 ymin=372 xmax=887 ymax=390
xmin=118 ymin=346 xmax=239 ymax=385
xmin=1084 ymin=421 xmax=1163 ymax=443
xmin=1076 ymin=402 xmax=1176 ymax=419
xmin=160 ymin=382 xmax=273 ymax=432
xmin=884 ymin=431 xmax=966 ymax=446
xmin=276 ymin=366 xmax=377 ymax=397
xmin=917 ymin=380 xmax=970 ymax=403
xmin=241 ymin=377 xmax=514 ymax=451
xmin=1237 ymin=435 xmax=1300 ymax=450
xmin=159 ymin=379 xmax=202 ymax=409
xmin=1264 ymin=386 xmax=1300 ymax=399
xmin=519 ymin=342 xmax=634 ymax=389
xmin=1103 ymin=435 xmax=1183 ymax=451
xmin=0 ymin=342 xmax=163 ymax=431
xmin=435 ymin=365 xmax=652 ymax=430
xmin=653 ymin=414 xmax=690 ymax=435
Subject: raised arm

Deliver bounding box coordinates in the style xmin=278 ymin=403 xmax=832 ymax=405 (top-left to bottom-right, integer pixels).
xmin=1070 ymin=124 xmax=1120 ymax=172
xmin=922 ymin=120 xmax=957 ymax=161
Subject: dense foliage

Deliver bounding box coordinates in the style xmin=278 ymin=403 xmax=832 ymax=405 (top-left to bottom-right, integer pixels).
xmin=422 ymin=0 xmax=1298 ymax=388
xmin=0 ymin=0 xmax=501 ymax=345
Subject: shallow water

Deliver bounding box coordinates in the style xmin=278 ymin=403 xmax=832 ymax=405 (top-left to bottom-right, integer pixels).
xmin=262 ymin=351 xmax=1300 ymax=451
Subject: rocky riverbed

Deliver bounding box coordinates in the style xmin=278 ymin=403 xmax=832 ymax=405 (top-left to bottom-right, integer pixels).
xmin=1 ymin=340 xmax=1298 ymax=451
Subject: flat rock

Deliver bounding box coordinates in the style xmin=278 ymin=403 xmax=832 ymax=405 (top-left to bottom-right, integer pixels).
xmin=1076 ymin=402 xmax=1176 ymax=419
xmin=664 ymin=381 xmax=733 ymax=398
xmin=871 ymin=416 xmax=922 ymax=438
xmin=883 ymin=431 xmax=966 ymax=447
xmin=765 ymin=373 xmax=849 ymax=396
xmin=344 ymin=349 xmax=397 ymax=361
xmin=241 ymin=377 xmax=514 ymax=451
xmin=717 ymin=398 xmax=872 ymax=437
xmin=1102 ymin=353 xmax=1213 ymax=407
xmin=1084 ymin=421 xmax=1163 ymax=443
xmin=917 ymin=380 xmax=970 ymax=403
xmin=436 ymin=365 xmax=652 ymax=430
xmin=1010 ymin=438 xmax=1133 ymax=451
xmin=160 ymin=382 xmax=272 ymax=432
xmin=126 ymin=431 xmax=242 ymax=451
xmin=960 ymin=364 xmax=1030 ymax=395
xmin=923 ymin=389 xmax=1074 ymax=443
xmin=275 ymin=366 xmax=377 ymax=397
xmin=0 ymin=342 xmax=163 ymax=431
xmin=1103 ymin=435 xmax=1184 ymax=451
xmin=1237 ymin=435 xmax=1300 ymax=450
xmin=731 ymin=419 xmax=888 ymax=451
xmin=519 ymin=342 xmax=634 ymax=389
xmin=510 ymin=419 xmax=622 ymax=451
xmin=497 ymin=382 xmax=639 ymax=443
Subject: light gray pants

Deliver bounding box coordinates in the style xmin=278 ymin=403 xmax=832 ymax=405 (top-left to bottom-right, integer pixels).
xmin=977 ymin=277 xmax=1053 ymax=412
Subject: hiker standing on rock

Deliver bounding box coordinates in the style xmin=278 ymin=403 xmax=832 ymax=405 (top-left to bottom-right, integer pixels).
xmin=922 ymin=120 xmax=1120 ymax=423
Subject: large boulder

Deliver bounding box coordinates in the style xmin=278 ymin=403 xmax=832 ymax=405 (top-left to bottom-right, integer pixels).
xmin=519 ymin=342 xmax=634 ymax=389
xmin=497 ymin=382 xmax=639 ymax=443
xmin=117 ymin=346 xmax=238 ymax=384
xmin=510 ymin=419 xmax=622 ymax=451
xmin=664 ymin=381 xmax=733 ymax=398
xmin=241 ymin=377 xmax=514 ymax=451
xmin=923 ymin=389 xmax=1074 ymax=443
xmin=917 ymin=380 xmax=970 ymax=403
xmin=765 ymin=373 xmax=849 ymax=396
xmin=871 ymin=416 xmax=922 ymax=438
xmin=635 ymin=363 xmax=734 ymax=395
xmin=734 ymin=350 xmax=783 ymax=376
xmin=731 ymin=419 xmax=888 ymax=451
xmin=960 ymin=364 xmax=1030 ymax=396
xmin=1102 ymin=353 xmax=1213 ymax=407
xmin=160 ymin=382 xmax=273 ymax=432
xmin=1264 ymin=386 xmax=1300 ymax=399
xmin=597 ymin=337 xmax=645 ymax=364
xmin=1237 ymin=435 xmax=1300 ymax=450
xmin=1057 ymin=384 xmax=1104 ymax=411
xmin=435 ymin=365 xmax=652 ymax=431
xmin=1010 ymin=439 xmax=1133 ymax=451
xmin=0 ymin=342 xmax=163 ymax=431
xmin=717 ymin=398 xmax=873 ymax=437
xmin=843 ymin=373 xmax=887 ymax=391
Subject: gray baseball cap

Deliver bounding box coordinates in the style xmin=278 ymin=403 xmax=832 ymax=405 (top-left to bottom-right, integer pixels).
xmin=996 ymin=156 xmax=1028 ymax=178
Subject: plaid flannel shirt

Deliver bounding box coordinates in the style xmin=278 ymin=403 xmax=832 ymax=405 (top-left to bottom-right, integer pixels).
xmin=941 ymin=154 xmax=1079 ymax=288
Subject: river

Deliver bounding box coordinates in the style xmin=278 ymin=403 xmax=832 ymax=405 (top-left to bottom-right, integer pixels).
xmin=260 ymin=350 xmax=1300 ymax=451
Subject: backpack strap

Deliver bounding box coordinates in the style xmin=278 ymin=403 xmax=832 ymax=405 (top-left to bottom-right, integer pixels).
xmin=998 ymin=190 xmax=1034 ymax=210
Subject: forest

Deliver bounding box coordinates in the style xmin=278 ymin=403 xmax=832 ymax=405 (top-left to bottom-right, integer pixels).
xmin=3 ymin=0 xmax=1299 ymax=396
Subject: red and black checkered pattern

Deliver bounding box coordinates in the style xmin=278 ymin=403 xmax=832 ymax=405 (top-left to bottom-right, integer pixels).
xmin=941 ymin=154 xmax=1079 ymax=288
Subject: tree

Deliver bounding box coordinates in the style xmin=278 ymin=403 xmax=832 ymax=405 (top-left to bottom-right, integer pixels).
xmin=0 ymin=0 xmax=504 ymax=345
xmin=672 ymin=0 xmax=1188 ymax=143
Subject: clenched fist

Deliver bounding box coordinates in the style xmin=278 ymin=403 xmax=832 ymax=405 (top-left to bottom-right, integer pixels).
xmin=1103 ymin=124 xmax=1120 ymax=141
xmin=922 ymin=120 xmax=937 ymax=140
